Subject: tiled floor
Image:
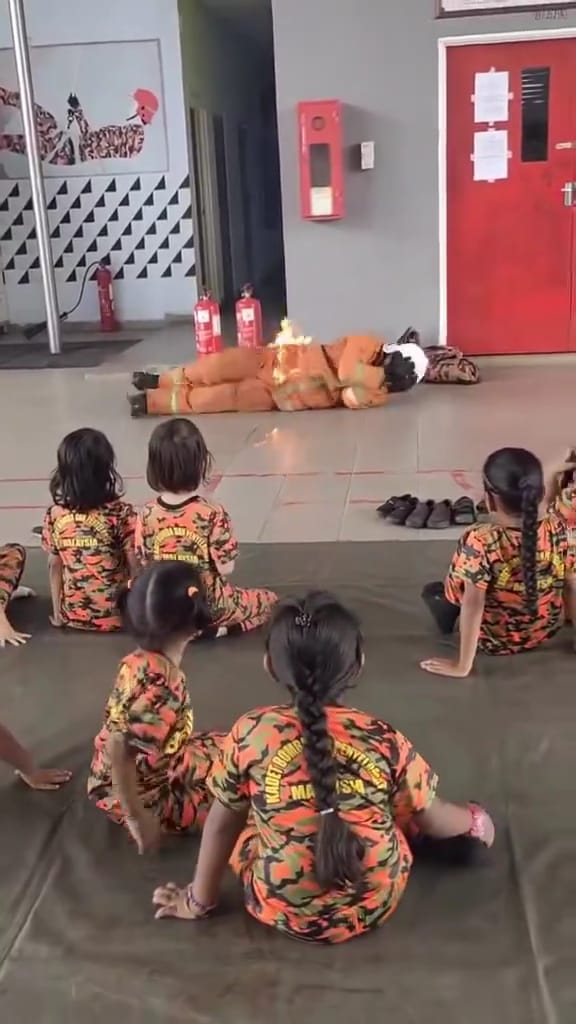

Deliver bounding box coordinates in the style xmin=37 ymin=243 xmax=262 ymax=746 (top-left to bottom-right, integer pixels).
xmin=1 ymin=324 xmax=574 ymax=544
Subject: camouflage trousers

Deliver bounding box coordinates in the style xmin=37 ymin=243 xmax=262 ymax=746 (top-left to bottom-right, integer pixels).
xmin=0 ymin=544 xmax=25 ymax=609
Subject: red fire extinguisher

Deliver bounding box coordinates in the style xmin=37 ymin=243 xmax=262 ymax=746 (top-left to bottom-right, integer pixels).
xmin=194 ymin=286 xmax=223 ymax=356
xmin=236 ymin=283 xmax=263 ymax=348
xmin=96 ymin=260 xmax=118 ymax=332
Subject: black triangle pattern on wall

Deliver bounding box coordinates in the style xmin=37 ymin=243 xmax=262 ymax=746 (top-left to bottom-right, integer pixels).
xmin=0 ymin=172 xmax=195 ymax=286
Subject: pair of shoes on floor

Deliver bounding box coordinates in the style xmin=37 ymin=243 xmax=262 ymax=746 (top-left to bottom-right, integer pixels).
xmin=377 ymin=495 xmax=482 ymax=529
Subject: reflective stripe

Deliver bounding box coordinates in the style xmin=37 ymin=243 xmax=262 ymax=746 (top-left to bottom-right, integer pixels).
xmin=351 ymin=362 xmax=366 ymax=385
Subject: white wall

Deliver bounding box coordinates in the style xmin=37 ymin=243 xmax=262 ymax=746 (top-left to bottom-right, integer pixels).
xmin=0 ymin=0 xmax=196 ymax=325
xmin=271 ymin=0 xmax=576 ymax=341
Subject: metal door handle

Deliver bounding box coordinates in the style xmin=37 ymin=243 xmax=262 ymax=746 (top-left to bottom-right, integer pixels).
xmin=562 ymin=182 xmax=575 ymax=207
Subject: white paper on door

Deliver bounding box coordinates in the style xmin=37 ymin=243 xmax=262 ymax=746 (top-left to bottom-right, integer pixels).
xmin=472 ymin=129 xmax=509 ymax=182
xmin=473 ymin=70 xmax=510 ymax=124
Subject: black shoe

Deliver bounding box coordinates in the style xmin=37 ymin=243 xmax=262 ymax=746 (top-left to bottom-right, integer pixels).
xmin=377 ymin=494 xmax=410 ymax=519
xmin=396 ymin=326 xmax=421 ymax=347
xmin=128 ymin=392 xmax=147 ymax=418
xmin=389 ymin=495 xmax=418 ymax=525
xmin=132 ymin=371 xmax=160 ymax=392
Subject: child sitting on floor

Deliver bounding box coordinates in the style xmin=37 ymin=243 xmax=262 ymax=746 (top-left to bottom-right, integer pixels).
xmin=42 ymin=428 xmax=137 ymax=631
xmin=88 ymin=561 xmax=224 ymax=853
xmin=421 ymin=447 xmax=576 ymax=679
xmin=152 ymin=592 xmax=494 ymax=942
xmin=137 ymin=418 xmax=277 ymax=638
xmin=0 ymin=719 xmax=71 ymax=790
xmin=0 ymin=543 xmax=34 ymax=648
xmin=545 ymin=448 xmax=576 ymax=532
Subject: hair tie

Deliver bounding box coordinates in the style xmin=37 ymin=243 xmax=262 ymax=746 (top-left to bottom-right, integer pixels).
xmin=187 ymin=586 xmax=198 ymax=598
xmin=319 ymin=807 xmax=335 ymax=816
xmin=294 ymin=612 xmax=312 ymax=629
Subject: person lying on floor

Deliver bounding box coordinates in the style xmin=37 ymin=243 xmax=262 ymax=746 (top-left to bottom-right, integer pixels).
xmin=0 ymin=542 xmax=34 ymax=648
xmin=0 ymin=720 xmax=71 ymax=790
xmin=421 ymin=447 xmax=576 ymax=679
xmin=88 ymin=561 xmax=224 ymax=853
xmin=128 ymin=323 xmax=429 ymax=417
xmin=152 ymin=591 xmax=495 ymax=943
xmin=137 ymin=418 xmax=277 ymax=637
xmin=42 ymin=428 xmax=138 ymax=631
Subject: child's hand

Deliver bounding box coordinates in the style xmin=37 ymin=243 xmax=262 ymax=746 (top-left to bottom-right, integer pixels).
xmin=421 ymin=657 xmax=471 ymax=678
xmin=153 ymin=882 xmax=213 ymax=920
xmin=0 ymin=614 xmax=31 ymax=648
xmin=126 ymin=808 xmax=161 ymax=855
xmin=16 ymin=766 xmax=72 ymax=790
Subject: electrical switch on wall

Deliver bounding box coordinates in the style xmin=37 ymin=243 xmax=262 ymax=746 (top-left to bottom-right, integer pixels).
xmin=360 ymin=141 xmax=375 ymax=170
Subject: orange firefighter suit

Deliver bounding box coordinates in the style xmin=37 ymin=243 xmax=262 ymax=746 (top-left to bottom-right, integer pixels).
xmin=144 ymin=336 xmax=388 ymax=416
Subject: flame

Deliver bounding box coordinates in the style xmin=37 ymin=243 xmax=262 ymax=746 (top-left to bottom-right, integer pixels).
xmin=269 ymin=318 xmax=312 ymax=385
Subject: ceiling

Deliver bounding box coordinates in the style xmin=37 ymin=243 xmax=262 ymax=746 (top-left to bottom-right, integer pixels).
xmin=201 ymin=0 xmax=273 ymax=47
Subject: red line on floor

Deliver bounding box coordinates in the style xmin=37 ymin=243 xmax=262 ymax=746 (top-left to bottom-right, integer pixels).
xmin=0 ymin=468 xmax=475 ymax=485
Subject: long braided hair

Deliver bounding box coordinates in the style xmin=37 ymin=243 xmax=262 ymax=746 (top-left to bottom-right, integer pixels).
xmin=483 ymin=448 xmax=544 ymax=616
xmin=266 ymin=592 xmax=365 ymax=890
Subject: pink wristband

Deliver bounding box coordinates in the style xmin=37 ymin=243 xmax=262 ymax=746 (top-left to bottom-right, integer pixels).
xmin=185 ymin=885 xmax=216 ymax=916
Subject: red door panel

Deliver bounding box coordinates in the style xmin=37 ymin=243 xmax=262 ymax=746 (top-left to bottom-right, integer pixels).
xmin=447 ymin=40 xmax=576 ymax=355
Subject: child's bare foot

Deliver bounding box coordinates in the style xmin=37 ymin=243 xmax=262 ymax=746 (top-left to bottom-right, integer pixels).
xmin=12 ymin=586 xmax=36 ymax=600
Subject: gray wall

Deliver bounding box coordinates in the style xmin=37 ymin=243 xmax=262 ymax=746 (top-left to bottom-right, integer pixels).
xmin=271 ymin=2 xmax=576 ymax=342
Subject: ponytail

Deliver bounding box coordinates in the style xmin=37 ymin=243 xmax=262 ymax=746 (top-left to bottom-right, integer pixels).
xmin=520 ymin=482 xmax=539 ymax=617
xmin=122 ymin=561 xmax=210 ymax=649
xmin=483 ymin=449 xmax=544 ymax=620
xmin=266 ymin=594 xmax=365 ymax=891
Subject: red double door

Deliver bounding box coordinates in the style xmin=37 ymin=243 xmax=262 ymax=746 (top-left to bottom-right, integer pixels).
xmin=447 ymin=38 xmax=576 ymax=354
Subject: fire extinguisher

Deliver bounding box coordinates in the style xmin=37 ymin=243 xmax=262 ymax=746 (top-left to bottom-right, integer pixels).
xmin=96 ymin=260 xmax=118 ymax=333
xmin=194 ymin=286 xmax=223 ymax=356
xmin=235 ymin=283 xmax=263 ymax=348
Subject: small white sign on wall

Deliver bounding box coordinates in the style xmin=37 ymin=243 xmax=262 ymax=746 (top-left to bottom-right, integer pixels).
xmin=473 ymin=70 xmax=510 ymax=124
xmin=439 ymin=0 xmax=576 ymax=13
xmin=473 ymin=129 xmax=509 ymax=181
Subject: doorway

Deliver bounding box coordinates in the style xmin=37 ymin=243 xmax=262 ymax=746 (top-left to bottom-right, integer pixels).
xmin=443 ymin=34 xmax=576 ymax=355
xmin=189 ymin=108 xmax=233 ymax=306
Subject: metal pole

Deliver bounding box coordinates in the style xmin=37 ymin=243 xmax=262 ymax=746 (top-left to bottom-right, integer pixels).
xmin=8 ymin=0 xmax=61 ymax=354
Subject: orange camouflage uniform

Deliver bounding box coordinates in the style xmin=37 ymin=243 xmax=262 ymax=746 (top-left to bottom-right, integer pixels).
xmin=554 ymin=484 xmax=576 ymax=534
xmin=0 ymin=543 xmax=26 ymax=607
xmin=42 ymin=499 xmax=136 ymax=631
xmin=88 ymin=650 xmax=223 ymax=831
xmin=444 ymin=514 xmax=575 ymax=655
xmin=136 ymin=496 xmax=277 ymax=633
xmin=210 ymin=704 xmax=438 ymax=944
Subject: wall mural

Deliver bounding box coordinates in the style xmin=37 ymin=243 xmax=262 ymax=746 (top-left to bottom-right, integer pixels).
xmin=0 ymin=173 xmax=195 ymax=286
xmin=0 ymin=40 xmax=167 ymax=177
